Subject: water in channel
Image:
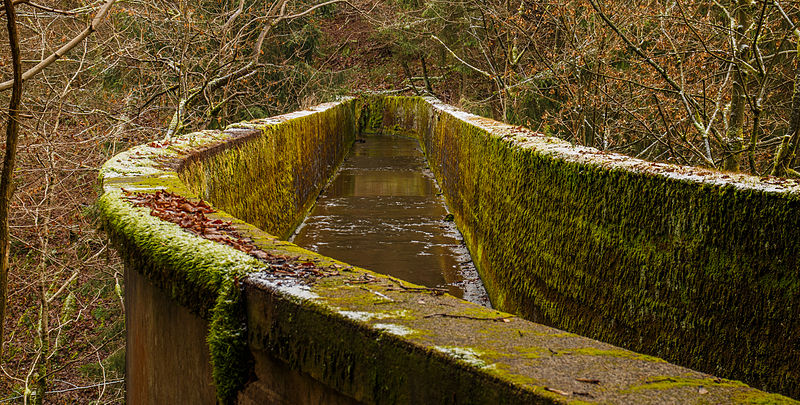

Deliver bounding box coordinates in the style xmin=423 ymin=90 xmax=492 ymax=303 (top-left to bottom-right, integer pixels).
xmin=291 ymin=133 xmax=490 ymax=306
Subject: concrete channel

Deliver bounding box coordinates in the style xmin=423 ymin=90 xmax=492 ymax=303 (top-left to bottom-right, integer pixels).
xmin=99 ymin=95 xmax=799 ymax=404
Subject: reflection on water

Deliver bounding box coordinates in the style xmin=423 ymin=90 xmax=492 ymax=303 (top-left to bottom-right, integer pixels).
xmin=291 ymin=134 xmax=490 ymax=306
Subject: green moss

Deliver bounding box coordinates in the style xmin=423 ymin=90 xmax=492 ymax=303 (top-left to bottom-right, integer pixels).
xmin=624 ymin=376 xmax=746 ymax=393
xmin=549 ymin=332 xmax=579 ymax=338
xmin=97 ymin=191 xmax=259 ymax=312
xmin=562 ymin=348 xmax=667 ymax=364
xmin=180 ymin=102 xmax=357 ymax=239
xmin=356 ymin=96 xmax=385 ymax=133
xmin=245 ymin=284 xmax=564 ymax=405
xmin=737 ymin=391 xmax=800 ymax=404
xmin=208 ymin=281 xmax=253 ymax=405
xmin=377 ymin=94 xmax=800 ymax=398
xmin=512 ymin=347 xmax=546 ymax=359
xmin=451 ymin=306 xmax=512 ymax=319
xmin=98 ymin=189 xmax=263 ymax=403
xmin=100 ymin=95 xmax=800 ymax=403
xmin=99 ymin=102 xmax=360 ymax=403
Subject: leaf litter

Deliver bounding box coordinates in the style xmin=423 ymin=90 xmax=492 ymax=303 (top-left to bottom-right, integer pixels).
xmin=122 ymin=190 xmax=339 ymax=279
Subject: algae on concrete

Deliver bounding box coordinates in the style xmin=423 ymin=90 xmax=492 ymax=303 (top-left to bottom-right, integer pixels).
xmin=99 ymin=95 xmax=799 ymax=404
xmin=365 ymin=94 xmax=800 ymax=398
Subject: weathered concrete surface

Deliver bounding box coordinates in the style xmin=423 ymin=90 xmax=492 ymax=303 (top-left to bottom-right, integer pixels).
xmin=125 ymin=264 xmax=216 ymax=404
xmin=238 ymin=346 xmax=361 ymax=404
xmin=181 ymin=103 xmax=356 ymax=239
xmin=99 ymin=96 xmax=798 ymax=404
xmin=240 ymin=267 xmax=792 ymax=404
xmin=363 ymin=95 xmax=800 ymax=398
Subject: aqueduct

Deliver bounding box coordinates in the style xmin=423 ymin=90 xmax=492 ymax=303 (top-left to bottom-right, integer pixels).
xmin=99 ymin=95 xmax=799 ymax=404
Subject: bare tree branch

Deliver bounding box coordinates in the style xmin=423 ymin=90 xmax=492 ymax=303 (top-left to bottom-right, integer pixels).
xmin=431 ymin=34 xmax=491 ymax=77
xmin=0 ymin=0 xmax=118 ymax=92
xmin=0 ymin=0 xmax=28 ymax=15
xmin=163 ymin=0 xmax=354 ymax=139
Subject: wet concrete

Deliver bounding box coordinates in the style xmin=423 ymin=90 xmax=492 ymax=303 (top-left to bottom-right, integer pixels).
xmin=291 ymin=134 xmax=489 ymax=306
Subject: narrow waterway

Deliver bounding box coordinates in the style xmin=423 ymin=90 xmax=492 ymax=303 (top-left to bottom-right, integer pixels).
xmin=291 ymin=133 xmax=490 ymax=306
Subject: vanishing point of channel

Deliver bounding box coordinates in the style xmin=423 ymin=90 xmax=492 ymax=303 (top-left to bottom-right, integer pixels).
xmin=291 ymin=133 xmax=490 ymax=306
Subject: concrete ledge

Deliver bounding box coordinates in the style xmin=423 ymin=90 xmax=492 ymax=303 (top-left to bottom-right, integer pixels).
xmin=98 ymin=96 xmax=797 ymax=404
xmin=363 ymin=95 xmax=800 ymax=397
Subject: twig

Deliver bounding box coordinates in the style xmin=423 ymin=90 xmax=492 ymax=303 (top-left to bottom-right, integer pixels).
xmin=23 ymin=1 xmax=78 ymax=15
xmin=0 ymin=0 xmax=119 ymax=92
xmin=431 ymin=34 xmax=491 ymax=78
xmin=46 ymin=270 xmax=78 ymax=304
xmin=385 ymin=277 xmax=447 ymax=294
xmin=0 ymin=379 xmax=124 ymax=403
xmin=0 ymin=0 xmax=27 ymax=14
xmin=423 ymin=313 xmax=513 ymax=322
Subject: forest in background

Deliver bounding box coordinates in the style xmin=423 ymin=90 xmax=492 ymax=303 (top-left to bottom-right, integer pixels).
xmin=1 ymin=0 xmax=799 ymax=402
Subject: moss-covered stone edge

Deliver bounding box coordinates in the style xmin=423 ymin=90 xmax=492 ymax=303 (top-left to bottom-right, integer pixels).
xmin=242 ymin=266 xmax=796 ymax=404
xmin=180 ymin=100 xmax=357 ymax=240
xmin=97 ymin=100 xmax=356 ymax=404
xmin=98 ymin=188 xmax=259 ymax=403
xmin=364 ymin=94 xmax=800 ymax=399
xmin=97 ymin=95 xmax=798 ymax=404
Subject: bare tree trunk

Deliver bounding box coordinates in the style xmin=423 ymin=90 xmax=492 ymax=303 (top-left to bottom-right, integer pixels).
xmin=748 ymin=105 xmax=761 ymax=173
xmin=420 ymin=55 xmax=434 ymax=95
xmin=725 ymin=72 xmax=746 ymax=171
xmin=400 ymin=59 xmax=421 ymax=96
xmin=30 ymin=164 xmax=54 ymax=404
xmin=33 ymin=276 xmax=50 ymax=405
xmin=771 ymin=65 xmax=800 ymax=177
xmin=1 ymin=0 xmax=23 ymax=358
xmin=723 ymin=0 xmax=752 ymax=171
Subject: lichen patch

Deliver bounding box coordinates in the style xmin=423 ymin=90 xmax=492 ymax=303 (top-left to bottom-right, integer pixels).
xmin=434 ymin=346 xmax=489 ymax=368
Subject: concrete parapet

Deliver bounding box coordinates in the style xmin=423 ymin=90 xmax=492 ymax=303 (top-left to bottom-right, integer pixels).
xmin=99 ymin=96 xmax=797 ymax=403
xmin=362 ymin=95 xmax=800 ymax=398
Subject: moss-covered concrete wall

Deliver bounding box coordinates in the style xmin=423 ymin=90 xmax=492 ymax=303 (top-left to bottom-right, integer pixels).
xmin=98 ymin=96 xmax=797 ymax=404
xmin=180 ymin=103 xmax=356 ymax=239
xmin=363 ymin=95 xmax=800 ymax=399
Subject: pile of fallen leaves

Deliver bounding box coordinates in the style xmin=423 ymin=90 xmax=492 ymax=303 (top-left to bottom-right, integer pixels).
xmin=122 ymin=190 xmax=336 ymax=278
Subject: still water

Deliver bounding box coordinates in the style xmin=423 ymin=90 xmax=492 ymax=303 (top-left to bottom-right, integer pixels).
xmin=291 ymin=133 xmax=490 ymax=306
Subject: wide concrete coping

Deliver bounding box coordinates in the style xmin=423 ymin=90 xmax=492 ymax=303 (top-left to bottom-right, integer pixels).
xmin=98 ymin=96 xmax=797 ymax=404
